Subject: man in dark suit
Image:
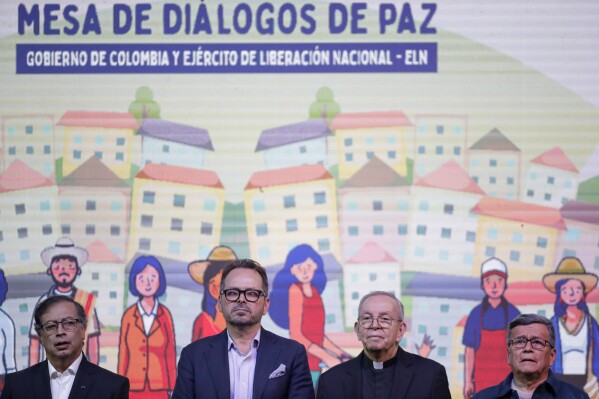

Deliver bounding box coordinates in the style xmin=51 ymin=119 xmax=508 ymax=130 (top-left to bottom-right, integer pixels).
xmin=316 ymin=291 xmax=451 ymax=399
xmin=1 ymin=295 xmax=129 ymax=399
xmin=172 ymin=259 xmax=314 ymax=399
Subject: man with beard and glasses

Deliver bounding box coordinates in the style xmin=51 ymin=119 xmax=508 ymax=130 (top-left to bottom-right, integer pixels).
xmin=172 ymin=259 xmax=314 ymax=399
xmin=29 ymin=237 xmax=101 ymax=366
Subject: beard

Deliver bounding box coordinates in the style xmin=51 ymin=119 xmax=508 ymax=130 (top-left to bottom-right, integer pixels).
xmin=52 ymin=274 xmax=75 ymax=289
xmin=224 ymin=305 xmax=262 ymax=327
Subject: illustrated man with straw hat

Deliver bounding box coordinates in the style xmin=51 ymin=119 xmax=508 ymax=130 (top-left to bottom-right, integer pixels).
xmin=28 ymin=237 xmax=101 ymax=366
xmin=543 ymin=257 xmax=599 ymax=395
xmin=188 ymin=246 xmax=238 ymax=341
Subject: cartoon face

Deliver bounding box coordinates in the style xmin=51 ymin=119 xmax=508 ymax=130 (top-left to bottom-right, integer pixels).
xmin=507 ymin=323 xmax=556 ymax=379
xmin=135 ymin=264 xmax=160 ymax=298
xmin=218 ymin=268 xmax=269 ymax=328
xmin=48 ymin=258 xmax=78 ymax=288
xmin=354 ymin=294 xmax=406 ymax=357
xmin=208 ymin=270 xmax=223 ymax=300
xmin=559 ymin=279 xmax=584 ymax=306
xmin=290 ymin=257 xmax=318 ymax=284
xmin=482 ymin=274 xmax=506 ymax=299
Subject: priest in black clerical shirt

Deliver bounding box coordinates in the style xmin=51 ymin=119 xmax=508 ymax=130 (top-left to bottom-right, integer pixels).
xmin=316 ymin=291 xmax=451 ymax=399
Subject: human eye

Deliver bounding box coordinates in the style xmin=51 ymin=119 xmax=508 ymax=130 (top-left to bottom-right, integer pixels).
xmin=531 ymin=339 xmax=545 ymax=348
xmin=379 ymin=316 xmax=393 ymax=323
xmin=512 ymin=338 xmax=526 ymax=346
xmin=44 ymin=323 xmax=58 ymax=333
xmin=63 ymin=319 xmax=77 ymax=329
xmin=246 ymin=290 xmax=260 ymax=300
xmin=225 ymin=289 xmax=239 ymax=300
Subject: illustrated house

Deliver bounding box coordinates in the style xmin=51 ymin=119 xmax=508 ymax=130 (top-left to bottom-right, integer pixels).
xmin=413 ymin=115 xmax=468 ymax=179
xmin=58 ymin=156 xmax=131 ymax=259
xmin=523 ymin=147 xmax=579 ymax=208
xmin=406 ymin=160 xmax=485 ymax=276
xmin=1 ymin=114 xmax=56 ymax=178
xmin=468 ymin=128 xmax=521 ymax=200
xmin=338 ymin=156 xmax=410 ymax=262
xmin=331 ymin=111 xmax=413 ymax=180
xmin=138 ymin=118 xmax=213 ymax=169
xmin=128 ymin=163 xmax=225 ymax=262
xmin=255 ymin=118 xmax=332 ymax=170
xmin=57 ymin=111 xmax=140 ymax=180
xmin=244 ymin=164 xmax=340 ymax=264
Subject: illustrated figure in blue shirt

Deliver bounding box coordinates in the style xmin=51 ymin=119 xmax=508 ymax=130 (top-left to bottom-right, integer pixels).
xmin=463 ymin=257 xmax=520 ymax=398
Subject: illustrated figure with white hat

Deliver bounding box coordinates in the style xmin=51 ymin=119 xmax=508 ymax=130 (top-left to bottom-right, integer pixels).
xmin=463 ymin=257 xmax=521 ymax=398
xmin=28 ymin=237 xmax=101 ymax=366
xmin=543 ymin=256 xmax=599 ymax=394
xmin=188 ymin=245 xmax=238 ymax=341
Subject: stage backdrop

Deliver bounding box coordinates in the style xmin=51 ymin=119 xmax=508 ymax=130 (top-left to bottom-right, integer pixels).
xmin=1 ymin=0 xmax=599 ymax=397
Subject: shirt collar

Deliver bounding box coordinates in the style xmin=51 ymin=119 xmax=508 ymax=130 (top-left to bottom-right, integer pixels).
xmin=498 ymin=371 xmax=559 ymax=397
xmin=48 ymin=352 xmax=83 ymax=378
xmin=227 ymin=329 xmax=261 ymax=352
xmin=137 ymin=299 xmax=159 ymax=316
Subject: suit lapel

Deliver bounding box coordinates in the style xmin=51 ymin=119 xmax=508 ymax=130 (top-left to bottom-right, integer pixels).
xmin=148 ymin=305 xmax=163 ymax=336
xmin=68 ymin=356 xmax=94 ymax=399
xmin=133 ymin=306 xmax=146 ymax=335
xmin=344 ymin=352 xmax=363 ymax=399
xmin=252 ymin=329 xmax=280 ymax=399
xmin=33 ymin=361 xmax=52 ymax=399
xmin=206 ymin=330 xmax=231 ymax=399
xmin=391 ymin=347 xmax=414 ymax=399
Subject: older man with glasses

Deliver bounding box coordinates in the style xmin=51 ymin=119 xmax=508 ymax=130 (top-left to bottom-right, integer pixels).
xmin=473 ymin=313 xmax=589 ymax=398
xmin=316 ymin=291 xmax=451 ymax=399
xmin=1 ymin=295 xmax=129 ymax=399
xmin=173 ymin=259 xmax=314 ymax=399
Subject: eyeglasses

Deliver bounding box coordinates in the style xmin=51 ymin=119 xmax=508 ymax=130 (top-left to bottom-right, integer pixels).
xmin=509 ymin=337 xmax=554 ymax=350
xmin=221 ymin=289 xmax=266 ymax=303
xmin=358 ymin=316 xmax=402 ymax=329
xmin=38 ymin=318 xmax=83 ymax=335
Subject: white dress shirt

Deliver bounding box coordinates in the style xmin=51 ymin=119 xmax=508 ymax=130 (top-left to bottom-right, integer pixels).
xmin=137 ymin=299 xmax=159 ymax=335
xmin=48 ymin=352 xmax=83 ymax=399
xmin=227 ymin=329 xmax=261 ymax=399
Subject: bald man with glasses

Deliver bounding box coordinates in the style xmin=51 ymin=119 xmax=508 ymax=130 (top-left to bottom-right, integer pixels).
xmin=316 ymin=291 xmax=450 ymax=399
xmin=173 ymin=259 xmax=314 ymax=399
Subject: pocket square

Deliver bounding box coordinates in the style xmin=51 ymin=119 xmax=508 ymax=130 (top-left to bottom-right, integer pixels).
xmin=268 ymin=364 xmax=286 ymax=379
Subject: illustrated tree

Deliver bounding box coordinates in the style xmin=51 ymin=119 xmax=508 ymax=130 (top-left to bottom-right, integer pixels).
xmin=128 ymin=86 xmax=161 ymax=122
xmin=308 ymin=86 xmax=340 ymax=122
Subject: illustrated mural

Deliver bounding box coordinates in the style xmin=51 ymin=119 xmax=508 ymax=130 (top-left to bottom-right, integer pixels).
xmin=2 ymin=1 xmax=599 ymax=398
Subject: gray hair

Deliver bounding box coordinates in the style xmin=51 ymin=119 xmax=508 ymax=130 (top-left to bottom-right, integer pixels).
xmin=506 ymin=313 xmax=555 ymax=347
xmin=358 ymin=291 xmax=404 ymax=320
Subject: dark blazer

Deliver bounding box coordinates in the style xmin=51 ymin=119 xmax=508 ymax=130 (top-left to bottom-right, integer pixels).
xmin=316 ymin=347 xmax=451 ymax=399
xmin=0 ymin=355 xmax=129 ymax=399
xmin=172 ymin=328 xmax=314 ymax=399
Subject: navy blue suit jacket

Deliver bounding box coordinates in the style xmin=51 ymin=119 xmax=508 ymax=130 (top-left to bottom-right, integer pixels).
xmin=0 ymin=356 xmax=129 ymax=399
xmin=316 ymin=347 xmax=451 ymax=399
xmin=172 ymin=328 xmax=314 ymax=399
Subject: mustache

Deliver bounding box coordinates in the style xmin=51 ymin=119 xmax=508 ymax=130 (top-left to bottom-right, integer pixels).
xmin=232 ymin=305 xmax=250 ymax=312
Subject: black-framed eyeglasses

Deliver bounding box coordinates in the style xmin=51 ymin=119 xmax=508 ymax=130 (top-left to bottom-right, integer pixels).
xmin=221 ymin=289 xmax=266 ymax=303
xmin=37 ymin=318 xmax=83 ymax=335
xmin=509 ymin=337 xmax=554 ymax=350
xmin=358 ymin=316 xmax=402 ymax=329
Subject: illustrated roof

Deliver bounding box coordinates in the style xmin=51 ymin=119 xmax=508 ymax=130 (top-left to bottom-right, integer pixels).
xmin=560 ymin=200 xmax=599 ymax=226
xmin=471 ymin=197 xmax=567 ymax=230
xmin=342 ymin=156 xmax=410 ymax=188
xmin=330 ymin=111 xmax=413 ymax=130
xmin=60 ymin=156 xmax=128 ymax=188
xmin=255 ymin=118 xmax=332 ymax=152
xmin=0 ymin=160 xmax=53 ymax=193
xmin=136 ymin=163 xmax=223 ymax=188
xmin=138 ymin=118 xmax=213 ymax=150
xmin=403 ymin=273 xmax=482 ymax=301
xmin=245 ymin=164 xmax=332 ymax=190
xmin=347 ymin=242 xmax=397 ymax=263
xmin=57 ymin=111 xmax=139 ymax=130
xmin=415 ymin=160 xmax=485 ymax=195
xmin=469 ymin=128 xmax=520 ymax=151
xmin=86 ymin=240 xmax=122 ymax=263
xmin=530 ymin=147 xmax=578 ymax=173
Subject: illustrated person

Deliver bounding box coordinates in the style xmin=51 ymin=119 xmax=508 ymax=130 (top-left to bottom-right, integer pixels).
xmin=0 ymin=269 xmax=16 ymax=392
xmin=270 ymin=244 xmax=350 ymax=383
xmin=542 ymin=257 xmax=599 ymax=392
xmin=29 ymin=237 xmax=101 ymax=366
xmin=118 ymin=255 xmax=176 ymax=399
xmin=463 ymin=257 xmax=520 ymax=397
xmin=316 ymin=291 xmax=451 ymax=399
xmin=472 ymin=313 xmax=589 ymax=398
xmin=172 ymin=258 xmax=315 ymax=399
xmin=0 ymin=295 xmax=129 ymax=399
xmin=188 ymin=245 xmax=238 ymax=341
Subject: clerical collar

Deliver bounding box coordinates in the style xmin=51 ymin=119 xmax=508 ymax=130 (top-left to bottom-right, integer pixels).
xmin=364 ymin=351 xmax=398 ymax=370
